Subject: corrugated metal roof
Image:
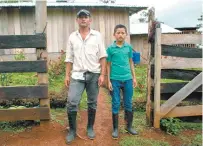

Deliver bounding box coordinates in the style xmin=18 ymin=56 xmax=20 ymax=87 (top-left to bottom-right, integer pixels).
xmin=130 ymin=23 xmax=181 ymax=35
xmin=0 ymin=2 xmax=147 ymax=8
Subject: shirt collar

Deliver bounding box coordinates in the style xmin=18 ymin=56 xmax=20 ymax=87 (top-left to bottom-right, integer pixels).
xmin=76 ymin=29 xmax=96 ymax=35
xmin=112 ymin=41 xmax=128 ymax=48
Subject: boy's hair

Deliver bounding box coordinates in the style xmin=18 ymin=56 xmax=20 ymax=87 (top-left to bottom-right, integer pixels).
xmin=114 ymin=24 xmax=127 ymax=34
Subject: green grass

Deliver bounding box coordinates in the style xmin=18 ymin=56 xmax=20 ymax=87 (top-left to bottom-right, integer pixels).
xmin=120 ymin=111 xmax=146 ymax=134
xmin=0 ymin=72 xmax=65 ymax=93
xmin=0 ymin=73 xmax=37 ymax=87
xmin=180 ymin=134 xmax=202 ymax=146
xmin=181 ymin=122 xmax=202 ymax=130
xmin=119 ymin=137 xmax=170 ymax=146
xmin=133 ymin=65 xmax=147 ymax=101
xmin=51 ymin=108 xmax=66 ymax=126
xmin=48 ymin=73 xmax=64 ymax=93
xmin=161 ymin=78 xmax=187 ymax=83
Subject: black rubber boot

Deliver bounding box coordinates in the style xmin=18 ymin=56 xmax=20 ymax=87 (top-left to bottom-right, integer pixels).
xmin=112 ymin=113 xmax=119 ymax=139
xmin=87 ymin=107 xmax=96 ymax=139
xmin=125 ymin=110 xmax=138 ymax=135
xmin=66 ymin=111 xmax=77 ymax=144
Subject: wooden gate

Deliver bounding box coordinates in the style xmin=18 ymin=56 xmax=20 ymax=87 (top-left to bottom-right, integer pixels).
xmin=0 ymin=0 xmax=50 ymax=122
xmin=146 ymin=8 xmax=202 ymax=128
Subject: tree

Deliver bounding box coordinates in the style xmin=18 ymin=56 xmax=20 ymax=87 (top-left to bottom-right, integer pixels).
xmin=196 ymin=14 xmax=203 ymax=28
xmin=138 ymin=10 xmax=148 ymax=23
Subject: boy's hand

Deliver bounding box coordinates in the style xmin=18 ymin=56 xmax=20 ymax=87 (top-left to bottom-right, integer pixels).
xmin=133 ymin=78 xmax=137 ymax=88
xmin=108 ymin=81 xmax=113 ymax=91
xmin=65 ymin=75 xmax=71 ymax=87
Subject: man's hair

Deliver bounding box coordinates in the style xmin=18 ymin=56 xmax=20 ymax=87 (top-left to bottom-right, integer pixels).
xmin=114 ymin=24 xmax=127 ymax=34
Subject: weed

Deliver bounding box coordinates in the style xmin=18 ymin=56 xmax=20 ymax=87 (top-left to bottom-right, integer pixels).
xmin=119 ymin=136 xmax=169 ymax=146
xmin=160 ymin=118 xmax=182 ymax=135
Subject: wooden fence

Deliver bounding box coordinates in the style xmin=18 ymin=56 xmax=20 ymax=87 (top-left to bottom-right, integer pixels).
xmin=146 ymin=8 xmax=202 ymax=128
xmin=0 ymin=1 xmax=50 ymax=122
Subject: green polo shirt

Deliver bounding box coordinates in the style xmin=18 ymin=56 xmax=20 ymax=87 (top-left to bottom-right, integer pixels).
xmin=106 ymin=41 xmax=133 ymax=81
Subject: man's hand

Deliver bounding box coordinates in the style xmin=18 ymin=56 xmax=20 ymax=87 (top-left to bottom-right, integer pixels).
xmin=65 ymin=75 xmax=71 ymax=87
xmin=98 ymin=74 xmax=105 ymax=87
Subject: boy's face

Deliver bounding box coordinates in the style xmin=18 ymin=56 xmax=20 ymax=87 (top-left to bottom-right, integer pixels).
xmin=114 ymin=28 xmax=127 ymax=42
xmin=76 ymin=15 xmax=92 ymax=28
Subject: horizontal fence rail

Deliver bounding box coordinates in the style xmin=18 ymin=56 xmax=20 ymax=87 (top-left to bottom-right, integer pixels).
xmin=162 ymin=34 xmax=202 ymax=45
xmin=0 ymin=85 xmax=48 ymax=99
xmin=0 ymin=60 xmax=47 ymax=73
xmin=151 ymin=66 xmax=202 ymax=80
xmin=162 ymin=45 xmax=202 ymax=58
xmin=0 ymin=33 xmax=46 ymax=49
xmin=0 ymin=107 xmax=50 ymax=121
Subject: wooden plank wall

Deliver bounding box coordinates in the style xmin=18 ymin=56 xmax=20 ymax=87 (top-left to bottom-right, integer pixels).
xmin=0 ymin=7 xmax=129 ymax=54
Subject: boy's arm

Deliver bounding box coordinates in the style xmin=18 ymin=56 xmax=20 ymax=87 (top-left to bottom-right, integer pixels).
xmin=129 ymin=58 xmax=137 ymax=88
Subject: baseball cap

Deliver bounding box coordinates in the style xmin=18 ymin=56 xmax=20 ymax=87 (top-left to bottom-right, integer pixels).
xmin=77 ymin=9 xmax=91 ymax=17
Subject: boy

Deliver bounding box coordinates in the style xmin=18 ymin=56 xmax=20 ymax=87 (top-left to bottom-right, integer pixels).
xmin=106 ymin=24 xmax=138 ymax=139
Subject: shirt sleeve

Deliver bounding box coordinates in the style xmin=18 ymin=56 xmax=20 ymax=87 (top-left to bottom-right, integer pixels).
xmin=106 ymin=47 xmax=111 ymax=62
xmin=98 ymin=33 xmax=107 ymax=59
xmin=65 ymin=35 xmax=74 ymax=63
xmin=129 ymin=45 xmax=133 ymax=58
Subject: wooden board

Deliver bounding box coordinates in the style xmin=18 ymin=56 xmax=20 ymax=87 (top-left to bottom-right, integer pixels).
xmin=162 ymin=34 xmax=201 ymax=45
xmin=0 ymin=85 xmax=48 ymax=99
xmin=151 ymin=67 xmax=202 ymax=80
xmin=160 ymin=72 xmax=202 ymax=117
xmin=0 ymin=34 xmax=46 ymax=49
xmin=0 ymin=60 xmax=47 ymax=73
xmin=153 ymin=24 xmax=161 ymax=128
xmin=0 ymin=107 xmax=50 ymax=121
xmin=162 ymin=105 xmax=202 ymax=118
xmin=159 ymin=92 xmax=202 ymax=101
xmin=160 ymin=83 xmax=202 ymax=93
xmin=161 ymin=57 xmax=202 ymax=69
xmin=162 ymin=45 xmax=202 ymax=58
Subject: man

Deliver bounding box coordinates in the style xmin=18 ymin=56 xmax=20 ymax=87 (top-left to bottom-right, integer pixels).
xmin=64 ymin=9 xmax=107 ymax=143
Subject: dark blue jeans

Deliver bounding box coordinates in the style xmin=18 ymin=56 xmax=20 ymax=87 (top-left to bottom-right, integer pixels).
xmin=110 ymin=79 xmax=133 ymax=114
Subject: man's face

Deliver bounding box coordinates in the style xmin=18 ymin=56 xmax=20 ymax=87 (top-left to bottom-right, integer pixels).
xmin=76 ymin=15 xmax=91 ymax=28
xmin=114 ymin=28 xmax=127 ymax=42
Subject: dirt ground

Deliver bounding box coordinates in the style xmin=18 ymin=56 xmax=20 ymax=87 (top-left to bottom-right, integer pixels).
xmin=0 ymin=89 xmax=201 ymax=146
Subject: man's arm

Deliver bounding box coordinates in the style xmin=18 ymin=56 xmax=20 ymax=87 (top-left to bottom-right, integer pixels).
xmin=64 ymin=36 xmax=73 ymax=87
xmin=65 ymin=62 xmax=73 ymax=87
xmin=99 ymin=57 xmax=106 ymax=75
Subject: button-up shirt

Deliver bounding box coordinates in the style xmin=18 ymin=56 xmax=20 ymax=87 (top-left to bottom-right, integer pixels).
xmin=65 ymin=29 xmax=107 ymax=80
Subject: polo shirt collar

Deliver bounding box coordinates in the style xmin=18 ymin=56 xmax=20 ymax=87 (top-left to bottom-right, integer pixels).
xmin=112 ymin=41 xmax=128 ymax=48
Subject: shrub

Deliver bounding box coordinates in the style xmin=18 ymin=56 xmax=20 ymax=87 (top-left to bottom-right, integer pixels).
xmin=160 ymin=118 xmax=182 ymax=135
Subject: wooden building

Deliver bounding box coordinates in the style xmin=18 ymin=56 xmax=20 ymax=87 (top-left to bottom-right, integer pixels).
xmin=0 ymin=2 xmax=146 ymax=56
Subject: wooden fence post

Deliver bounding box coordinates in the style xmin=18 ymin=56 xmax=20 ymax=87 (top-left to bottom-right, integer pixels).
xmin=153 ymin=22 xmax=161 ymax=128
xmin=146 ymin=7 xmax=155 ymax=126
xmin=35 ymin=0 xmax=50 ymax=120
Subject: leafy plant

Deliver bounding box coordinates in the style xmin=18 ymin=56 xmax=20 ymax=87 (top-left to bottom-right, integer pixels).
xmin=48 ymin=50 xmax=66 ymax=84
xmin=161 ymin=118 xmax=182 ymax=135
xmin=14 ymin=51 xmax=26 ymax=61
xmin=0 ymin=73 xmax=12 ymax=86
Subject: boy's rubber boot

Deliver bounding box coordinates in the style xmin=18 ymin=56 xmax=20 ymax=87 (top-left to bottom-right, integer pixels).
xmin=112 ymin=113 xmax=119 ymax=139
xmin=66 ymin=111 xmax=77 ymax=144
xmin=125 ymin=110 xmax=138 ymax=135
xmin=87 ymin=107 xmax=96 ymax=139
